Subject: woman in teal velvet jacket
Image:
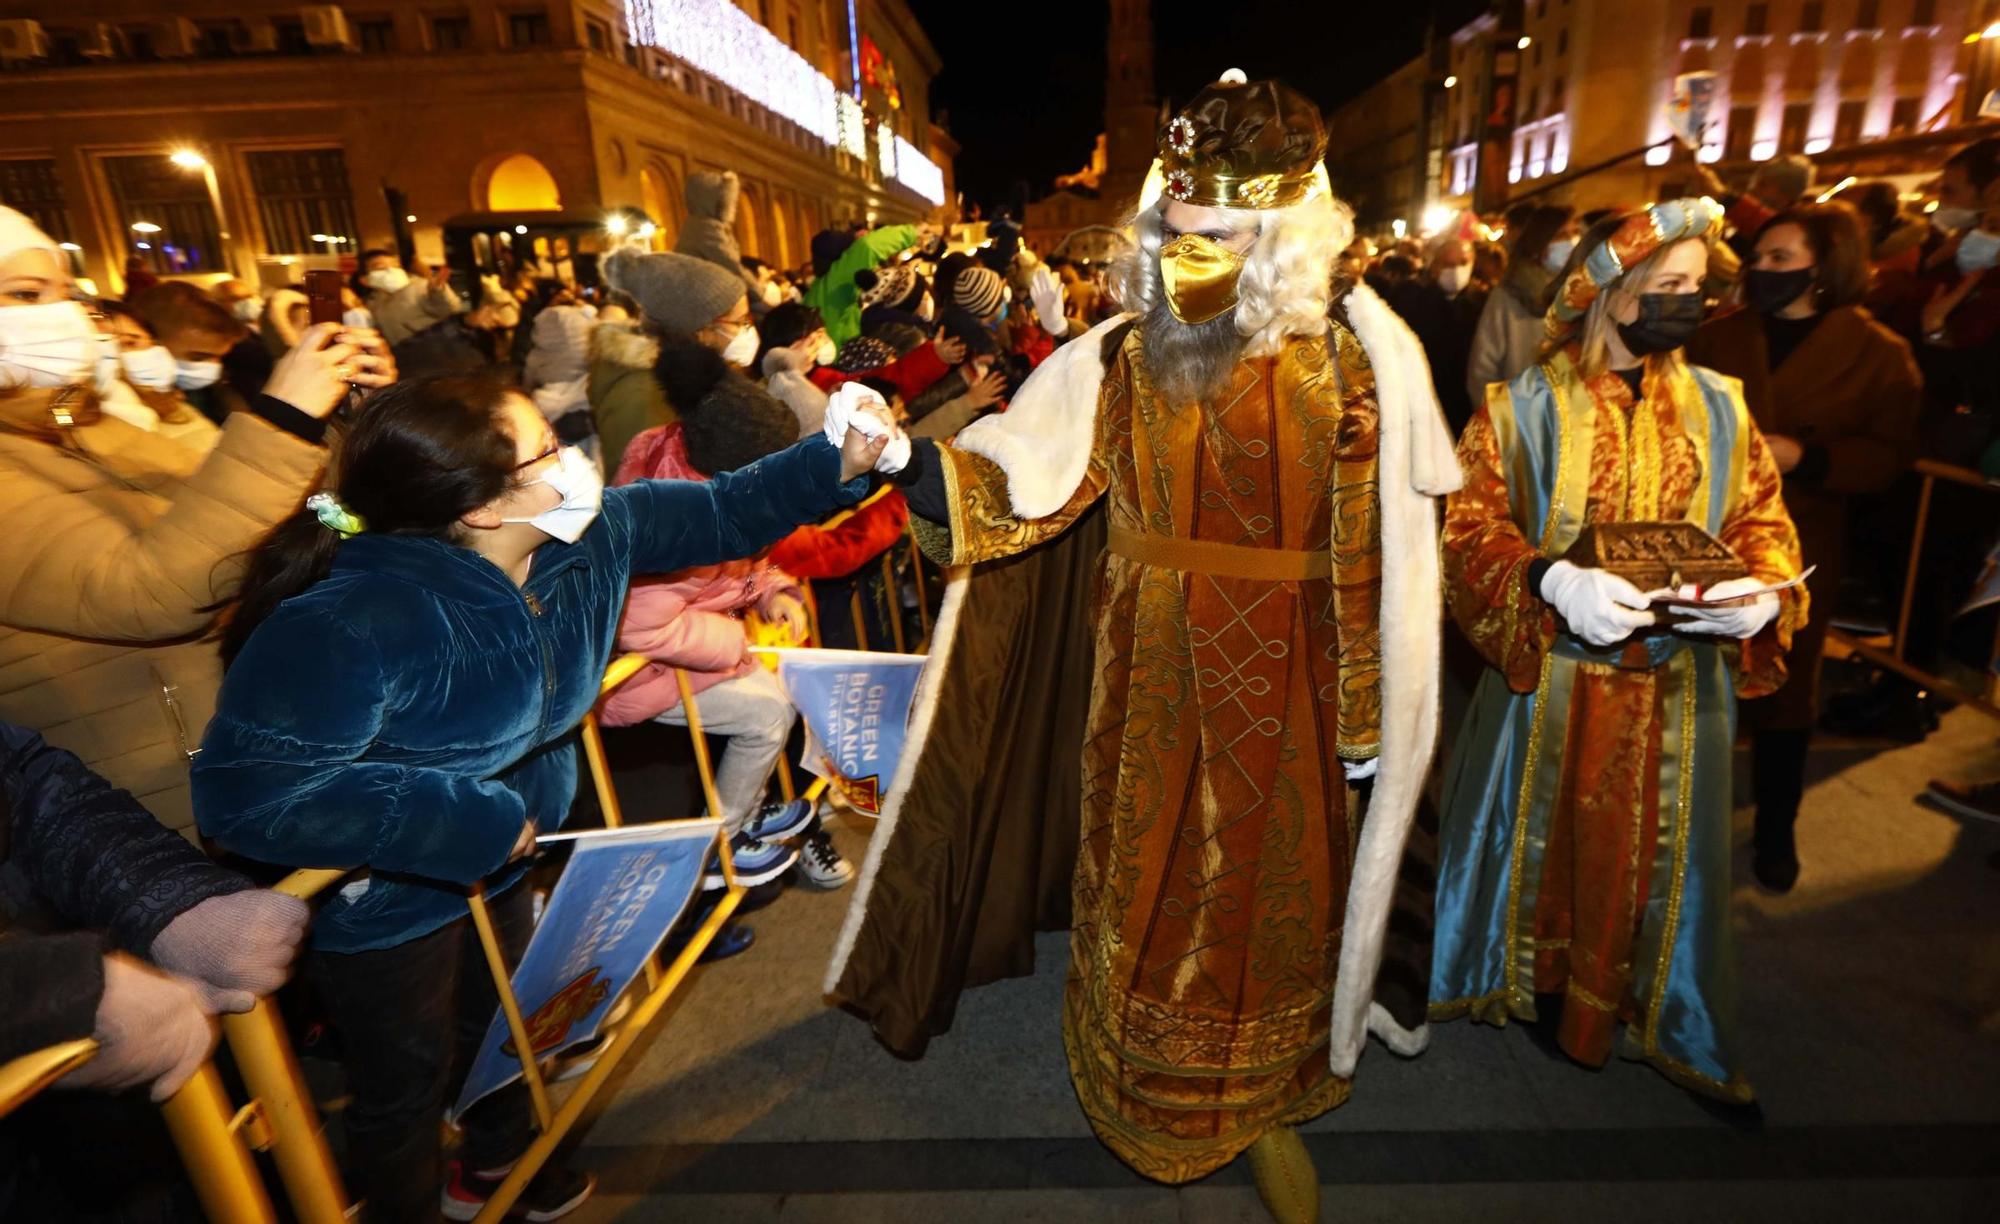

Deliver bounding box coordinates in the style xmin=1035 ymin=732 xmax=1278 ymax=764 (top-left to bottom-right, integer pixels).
xmin=191 ymin=373 xmax=884 ymax=1220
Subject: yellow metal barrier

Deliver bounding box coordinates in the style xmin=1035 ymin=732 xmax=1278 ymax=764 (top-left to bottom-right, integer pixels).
xmin=0 ymin=1038 xmax=98 ymax=1121
xmin=1 ymin=654 xmax=752 ymax=1224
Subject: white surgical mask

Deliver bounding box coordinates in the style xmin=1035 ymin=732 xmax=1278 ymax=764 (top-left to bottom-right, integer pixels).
xmin=230 ymin=296 xmax=262 ymax=322
xmin=1438 ymin=264 xmax=1471 ymax=295
xmin=1956 ymin=227 xmax=2000 ymax=276
xmin=1931 ymin=206 xmax=1980 ymax=234
xmin=917 ymin=293 xmax=935 ymax=322
xmin=175 ymin=359 xmax=223 ymax=391
xmin=761 ymin=280 xmax=784 ymax=307
xmin=1542 ymin=237 xmax=1577 ymax=274
xmin=0 ymin=300 xmax=101 ymax=389
xmin=91 ymin=332 xmax=122 ymax=393
xmin=365 ymin=267 xmax=411 ymax=295
xmin=720 ymin=323 xmax=759 ymax=368
xmin=501 ymin=445 xmax=604 ymax=543
xmin=814 ymin=336 xmax=837 ymax=366
xmin=342 ymin=307 xmax=375 ymax=330
xmin=121 ymin=344 xmax=179 ymax=390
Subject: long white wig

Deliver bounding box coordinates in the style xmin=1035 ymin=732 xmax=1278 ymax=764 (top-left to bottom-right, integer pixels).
xmin=1112 ymin=187 xmax=1354 ymax=360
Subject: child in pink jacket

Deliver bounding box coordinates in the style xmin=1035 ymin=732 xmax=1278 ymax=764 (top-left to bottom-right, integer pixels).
xmin=600 ymin=423 xmax=836 ymax=889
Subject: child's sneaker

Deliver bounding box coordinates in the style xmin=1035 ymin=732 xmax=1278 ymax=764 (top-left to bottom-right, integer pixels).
xmin=703 ymin=832 xmax=799 ymax=889
xmin=742 ymin=798 xmax=815 ymax=843
xmin=441 ymin=1159 xmax=595 ymax=1221
xmin=795 ymin=828 xmax=855 ymax=889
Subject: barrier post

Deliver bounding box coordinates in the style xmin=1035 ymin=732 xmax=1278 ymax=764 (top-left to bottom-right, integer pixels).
xmin=159 ymin=1063 xmax=279 ymax=1223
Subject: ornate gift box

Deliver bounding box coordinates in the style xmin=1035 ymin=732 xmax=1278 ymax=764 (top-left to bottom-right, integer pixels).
xmin=1559 ymin=522 xmax=1747 ymax=592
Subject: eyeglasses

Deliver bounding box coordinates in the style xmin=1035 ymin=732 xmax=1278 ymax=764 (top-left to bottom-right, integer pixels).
xmin=513 ymin=440 xmax=560 ymax=471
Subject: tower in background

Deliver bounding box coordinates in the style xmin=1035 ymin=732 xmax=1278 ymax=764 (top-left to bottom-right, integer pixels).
xmin=1101 ymin=0 xmax=1157 ymax=209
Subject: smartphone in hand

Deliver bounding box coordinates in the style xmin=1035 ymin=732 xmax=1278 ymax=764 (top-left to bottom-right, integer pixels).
xmin=305 ymin=269 xmax=344 ymax=326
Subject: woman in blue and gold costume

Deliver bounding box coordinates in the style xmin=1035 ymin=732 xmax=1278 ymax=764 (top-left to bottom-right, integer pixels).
xmin=1429 ymin=200 xmax=1805 ymax=1103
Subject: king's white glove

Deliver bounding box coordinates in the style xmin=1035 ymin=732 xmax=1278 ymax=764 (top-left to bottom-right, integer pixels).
xmin=1539 ymin=560 xmax=1656 ymax=648
xmin=1343 ymin=758 xmax=1379 ymax=782
xmin=1030 ymin=265 xmax=1067 ymax=335
xmin=822 ymin=381 xmax=910 ymax=474
xmin=1671 ymin=576 xmax=1781 ymax=638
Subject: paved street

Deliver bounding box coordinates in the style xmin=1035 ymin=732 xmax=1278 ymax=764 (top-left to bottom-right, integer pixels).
xmin=566 ymin=705 xmax=2000 ymax=1223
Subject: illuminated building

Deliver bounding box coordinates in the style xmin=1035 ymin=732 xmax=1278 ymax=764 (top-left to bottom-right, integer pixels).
xmin=0 ymin=1 xmax=953 ymax=293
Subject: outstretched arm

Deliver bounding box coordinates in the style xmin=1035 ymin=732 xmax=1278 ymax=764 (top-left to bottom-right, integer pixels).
xmin=619 ymin=434 xmax=875 ymax=575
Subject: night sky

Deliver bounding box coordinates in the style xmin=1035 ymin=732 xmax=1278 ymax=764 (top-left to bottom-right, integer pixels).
xmin=914 ymin=0 xmax=1492 ymax=214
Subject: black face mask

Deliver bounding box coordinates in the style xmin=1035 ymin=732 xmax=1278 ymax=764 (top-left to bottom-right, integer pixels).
xmin=1744 ymin=266 xmax=1815 ymax=316
xmin=1616 ymin=291 xmax=1705 ymax=355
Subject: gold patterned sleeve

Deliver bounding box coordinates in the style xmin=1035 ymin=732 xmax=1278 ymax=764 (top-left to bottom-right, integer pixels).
xmin=1330 ymin=399 xmax=1383 ymax=762
xmin=911 ymin=443 xmax=1112 ymax=567
xmin=1441 ymin=404 xmax=1558 ymax=694
xmin=1722 ymin=421 xmax=1807 ymax=698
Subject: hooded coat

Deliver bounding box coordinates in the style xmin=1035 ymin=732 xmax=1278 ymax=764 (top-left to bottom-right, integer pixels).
xmin=674 ymin=171 xmax=764 ymax=305
xmin=598 ymin=425 xmax=804 ymax=727
xmin=588 ymin=322 xmax=675 ymax=474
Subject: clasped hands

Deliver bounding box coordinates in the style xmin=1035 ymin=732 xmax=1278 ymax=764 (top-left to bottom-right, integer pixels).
xmin=823 ymin=382 xmax=912 ymax=476
xmin=1539 ymin=561 xmax=1780 ymax=648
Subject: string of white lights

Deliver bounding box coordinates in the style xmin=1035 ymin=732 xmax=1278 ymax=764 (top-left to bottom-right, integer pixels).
xmin=624 ymin=0 xmax=945 ymax=206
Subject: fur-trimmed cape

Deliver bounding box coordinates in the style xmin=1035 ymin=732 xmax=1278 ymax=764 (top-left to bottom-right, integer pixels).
xmin=825 ymin=283 xmax=1462 ymax=1074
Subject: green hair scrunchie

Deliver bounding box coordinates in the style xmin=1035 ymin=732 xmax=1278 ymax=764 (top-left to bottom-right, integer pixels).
xmin=305 ymin=492 xmax=366 ymax=540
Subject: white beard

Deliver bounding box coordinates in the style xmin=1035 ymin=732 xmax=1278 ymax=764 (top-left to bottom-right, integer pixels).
xmin=1138 ymin=299 xmax=1246 ymax=405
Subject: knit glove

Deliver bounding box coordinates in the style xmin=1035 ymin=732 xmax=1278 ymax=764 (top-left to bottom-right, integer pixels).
xmin=60 ymin=954 xmax=218 ymax=1102
xmin=1538 ymin=560 xmax=1656 ymax=648
xmin=822 ymin=381 xmax=910 ymax=474
xmin=1670 ymin=577 xmax=1781 ymax=638
xmin=1030 ymin=266 xmax=1067 ymax=335
xmin=150 ymin=890 xmax=310 ymax=1014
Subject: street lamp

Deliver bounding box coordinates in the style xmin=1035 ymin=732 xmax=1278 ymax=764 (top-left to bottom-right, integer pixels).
xmin=1517 ymin=36 xmax=1532 ymax=50
xmin=169 ymin=145 xmax=235 ymax=276
xmin=130 ymin=222 xmax=162 ymax=234
xmin=1444 ymin=75 xmax=1458 ymax=88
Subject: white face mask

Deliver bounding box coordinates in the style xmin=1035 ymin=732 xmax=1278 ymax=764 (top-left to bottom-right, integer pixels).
xmin=501 ymin=445 xmax=604 ymax=543
xmin=91 ymin=332 xmax=122 ymax=393
xmin=917 ymin=293 xmax=935 ymax=322
xmin=0 ymin=300 xmax=100 ymax=390
xmin=719 ymin=322 xmax=759 ymax=368
xmin=342 ymin=307 xmax=375 ymax=330
xmin=175 ymin=360 xmax=223 ymax=391
xmin=365 ymin=267 xmax=411 ymax=295
xmin=1438 ymin=264 xmax=1472 ymax=295
xmin=1931 ymin=206 xmax=1980 ymax=234
xmin=761 ymin=280 xmax=784 ymax=307
xmin=121 ymin=344 xmax=179 ymax=390
xmin=814 ymin=336 xmax=837 ymax=366
xmin=1542 ymin=237 xmax=1578 ymax=274
xmin=230 ymin=296 xmax=262 ymax=322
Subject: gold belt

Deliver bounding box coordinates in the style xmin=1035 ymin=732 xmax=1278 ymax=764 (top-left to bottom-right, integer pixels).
xmin=1106 ymin=523 xmax=1332 ymax=582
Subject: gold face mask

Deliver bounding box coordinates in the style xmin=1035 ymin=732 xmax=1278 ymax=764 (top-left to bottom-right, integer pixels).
xmin=1159 ymin=233 xmax=1246 ymax=324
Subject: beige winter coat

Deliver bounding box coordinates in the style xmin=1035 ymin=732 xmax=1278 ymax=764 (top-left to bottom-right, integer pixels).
xmin=0 ymin=388 xmax=326 ymax=835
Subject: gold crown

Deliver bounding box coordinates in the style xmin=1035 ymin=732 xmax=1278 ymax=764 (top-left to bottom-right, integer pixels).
xmin=1157 ymin=72 xmax=1329 ymax=211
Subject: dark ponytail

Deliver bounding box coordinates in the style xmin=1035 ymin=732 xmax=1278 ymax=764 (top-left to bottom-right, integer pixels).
xmin=221 ymin=375 xmax=522 ymax=667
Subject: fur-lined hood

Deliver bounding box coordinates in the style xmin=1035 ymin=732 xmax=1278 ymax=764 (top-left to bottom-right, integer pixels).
xmin=589 ymin=321 xmax=660 ymax=372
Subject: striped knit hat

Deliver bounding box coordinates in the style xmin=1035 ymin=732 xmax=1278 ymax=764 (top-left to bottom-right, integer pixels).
xmin=952 ymin=265 xmax=1006 ymax=321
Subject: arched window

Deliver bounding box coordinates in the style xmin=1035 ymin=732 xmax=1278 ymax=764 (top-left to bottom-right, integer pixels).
xmin=639 ymin=165 xmax=678 ymax=249
xmin=484 ymin=153 xmax=561 ymax=211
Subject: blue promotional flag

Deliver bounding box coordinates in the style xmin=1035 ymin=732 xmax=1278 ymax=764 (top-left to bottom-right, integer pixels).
xmin=451 ymin=819 xmax=719 ymax=1118
xmin=761 ymin=647 xmax=927 ymax=816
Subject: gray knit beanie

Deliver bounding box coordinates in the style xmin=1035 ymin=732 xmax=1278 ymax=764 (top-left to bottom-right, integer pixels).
xmin=604 ymin=248 xmax=745 ymax=337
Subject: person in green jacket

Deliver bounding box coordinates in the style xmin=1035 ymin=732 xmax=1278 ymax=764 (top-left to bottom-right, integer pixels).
xmin=803 ymin=224 xmax=928 ymax=346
